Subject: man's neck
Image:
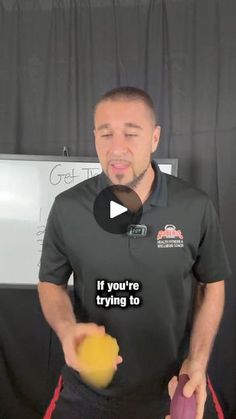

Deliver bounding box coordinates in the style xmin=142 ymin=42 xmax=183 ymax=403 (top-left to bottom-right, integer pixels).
xmin=133 ymin=164 xmax=156 ymax=204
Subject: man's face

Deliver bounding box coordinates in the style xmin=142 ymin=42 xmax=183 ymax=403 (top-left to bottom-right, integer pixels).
xmin=94 ymin=99 xmax=160 ymax=188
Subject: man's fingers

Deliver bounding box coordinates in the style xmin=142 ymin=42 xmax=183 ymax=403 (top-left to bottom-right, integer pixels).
xmin=64 ymin=339 xmax=81 ymax=370
xmin=73 ymin=324 xmax=105 ymax=346
xmin=196 ymin=401 xmax=206 ymax=419
xmin=77 ymin=323 xmax=105 ymax=336
xmin=165 ymin=416 xmax=170 ymax=419
xmin=195 ymin=385 xmax=207 ymax=419
xmin=114 ymin=355 xmax=123 ymax=370
xmin=168 ymin=376 xmax=178 ymax=399
xmin=183 ymin=372 xmax=202 ymax=397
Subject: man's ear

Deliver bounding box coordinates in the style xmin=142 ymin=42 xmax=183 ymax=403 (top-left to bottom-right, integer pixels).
xmin=152 ymin=125 xmax=161 ymax=153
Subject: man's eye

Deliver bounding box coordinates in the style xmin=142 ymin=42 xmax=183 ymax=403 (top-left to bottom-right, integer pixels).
xmin=101 ymin=134 xmax=112 ymax=138
xmin=126 ymin=133 xmax=137 ymax=137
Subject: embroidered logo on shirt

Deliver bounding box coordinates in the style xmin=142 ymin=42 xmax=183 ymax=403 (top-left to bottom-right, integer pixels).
xmin=156 ymin=224 xmax=184 ymax=248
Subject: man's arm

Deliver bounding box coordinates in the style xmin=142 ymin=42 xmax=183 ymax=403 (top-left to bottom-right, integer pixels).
xmin=37 ymin=281 xmax=77 ymax=342
xmin=188 ymin=280 xmax=225 ymax=370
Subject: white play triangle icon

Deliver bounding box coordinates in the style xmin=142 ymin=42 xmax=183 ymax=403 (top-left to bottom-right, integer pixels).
xmin=110 ymin=200 xmax=128 ymax=219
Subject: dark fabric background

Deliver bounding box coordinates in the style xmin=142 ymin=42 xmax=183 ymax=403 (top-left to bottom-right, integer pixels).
xmin=0 ymin=1 xmax=235 ymax=418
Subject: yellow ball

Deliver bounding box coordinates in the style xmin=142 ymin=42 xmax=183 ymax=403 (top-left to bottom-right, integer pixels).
xmin=76 ymin=333 xmax=119 ymax=388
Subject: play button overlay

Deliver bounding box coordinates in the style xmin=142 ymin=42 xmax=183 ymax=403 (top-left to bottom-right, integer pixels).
xmin=94 ymin=185 xmax=143 ymax=234
xmin=110 ymin=201 xmax=127 ymax=219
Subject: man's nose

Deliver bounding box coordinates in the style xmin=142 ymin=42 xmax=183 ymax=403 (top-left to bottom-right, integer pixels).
xmin=109 ymin=135 xmax=128 ymax=154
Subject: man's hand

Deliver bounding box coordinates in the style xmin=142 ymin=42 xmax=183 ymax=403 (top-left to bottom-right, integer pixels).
xmin=60 ymin=322 xmax=123 ymax=372
xmin=165 ymin=358 xmax=207 ymax=419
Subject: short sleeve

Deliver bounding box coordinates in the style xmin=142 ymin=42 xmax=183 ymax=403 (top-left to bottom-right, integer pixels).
xmin=192 ymin=199 xmax=232 ymax=283
xmin=38 ymin=199 xmax=72 ymax=285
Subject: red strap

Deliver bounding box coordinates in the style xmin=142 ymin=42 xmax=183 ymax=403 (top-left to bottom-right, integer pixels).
xmin=44 ymin=375 xmax=63 ymax=419
xmin=43 ymin=374 xmax=224 ymax=419
xmin=207 ymin=375 xmax=225 ymax=419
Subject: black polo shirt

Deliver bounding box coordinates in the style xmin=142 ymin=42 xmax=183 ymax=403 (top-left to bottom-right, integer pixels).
xmin=39 ymin=160 xmax=231 ymax=400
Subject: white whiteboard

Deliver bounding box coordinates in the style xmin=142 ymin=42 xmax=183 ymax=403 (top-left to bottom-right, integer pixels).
xmin=0 ymin=156 xmax=178 ymax=285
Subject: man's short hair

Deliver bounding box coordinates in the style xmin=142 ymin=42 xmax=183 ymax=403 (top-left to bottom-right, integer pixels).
xmin=94 ymin=86 xmax=156 ymax=124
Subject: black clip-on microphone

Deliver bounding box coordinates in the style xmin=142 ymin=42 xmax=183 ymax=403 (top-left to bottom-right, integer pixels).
xmin=126 ymin=224 xmax=148 ymax=238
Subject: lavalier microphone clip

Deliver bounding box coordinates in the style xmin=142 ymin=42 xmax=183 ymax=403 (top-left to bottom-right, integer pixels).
xmin=127 ymin=224 xmax=148 ymax=238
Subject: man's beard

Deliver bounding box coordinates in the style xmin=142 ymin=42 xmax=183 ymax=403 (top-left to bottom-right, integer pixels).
xmin=106 ymin=162 xmax=150 ymax=190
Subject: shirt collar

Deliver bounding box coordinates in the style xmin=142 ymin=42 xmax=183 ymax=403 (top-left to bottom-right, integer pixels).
xmin=97 ymin=159 xmax=168 ymax=208
xmin=149 ymin=159 xmax=168 ymax=207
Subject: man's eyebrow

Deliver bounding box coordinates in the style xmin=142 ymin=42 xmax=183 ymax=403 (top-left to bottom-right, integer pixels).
xmin=124 ymin=122 xmax=142 ymax=130
xmin=97 ymin=122 xmax=143 ymax=130
xmin=97 ymin=123 xmax=111 ymax=131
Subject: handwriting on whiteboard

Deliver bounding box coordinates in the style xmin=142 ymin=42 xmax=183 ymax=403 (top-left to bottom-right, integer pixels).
xmin=49 ymin=164 xmax=101 ymax=186
xmin=35 ymin=207 xmax=46 ymax=267
xmin=36 ymin=165 xmax=101 ymax=268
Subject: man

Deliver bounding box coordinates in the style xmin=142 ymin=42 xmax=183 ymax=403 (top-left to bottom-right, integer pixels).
xmin=38 ymin=87 xmax=231 ymax=419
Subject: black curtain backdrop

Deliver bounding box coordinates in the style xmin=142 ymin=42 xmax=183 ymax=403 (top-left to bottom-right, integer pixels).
xmin=0 ymin=0 xmax=235 ymax=418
